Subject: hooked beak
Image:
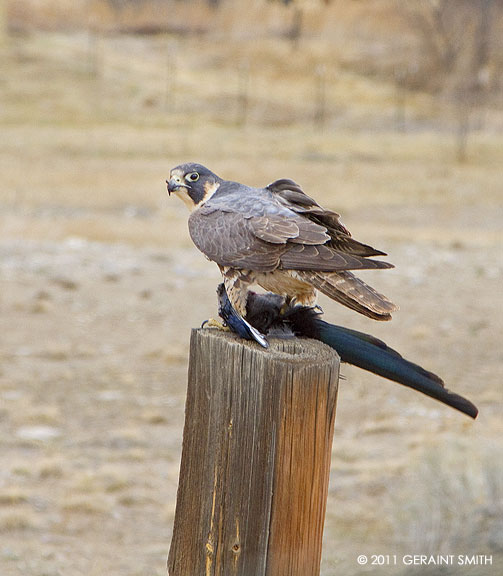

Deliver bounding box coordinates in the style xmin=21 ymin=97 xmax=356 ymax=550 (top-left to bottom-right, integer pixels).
xmin=166 ymin=177 xmax=189 ymax=195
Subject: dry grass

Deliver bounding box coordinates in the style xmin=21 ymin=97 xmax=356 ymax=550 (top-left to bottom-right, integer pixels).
xmin=0 ymin=511 xmax=39 ymax=532
xmin=0 ymin=489 xmax=29 ymax=506
xmin=0 ymin=18 xmax=502 ymax=576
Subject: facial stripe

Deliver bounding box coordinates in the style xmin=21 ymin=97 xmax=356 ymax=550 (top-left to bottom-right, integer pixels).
xmin=194 ymin=181 xmax=220 ymax=208
xmin=188 ymin=187 xmax=205 ymax=205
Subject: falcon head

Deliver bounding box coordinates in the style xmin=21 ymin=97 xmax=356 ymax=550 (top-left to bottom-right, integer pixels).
xmin=166 ymin=163 xmax=222 ymax=211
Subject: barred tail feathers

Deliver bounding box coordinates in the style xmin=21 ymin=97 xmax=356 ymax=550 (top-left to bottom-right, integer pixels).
xmin=299 ymin=270 xmax=397 ymax=321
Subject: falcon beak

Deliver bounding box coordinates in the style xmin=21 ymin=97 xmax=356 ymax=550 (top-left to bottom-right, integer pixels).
xmin=166 ymin=177 xmax=187 ymax=195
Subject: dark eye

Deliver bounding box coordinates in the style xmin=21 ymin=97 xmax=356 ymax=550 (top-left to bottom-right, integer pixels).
xmin=186 ymin=172 xmax=199 ymax=182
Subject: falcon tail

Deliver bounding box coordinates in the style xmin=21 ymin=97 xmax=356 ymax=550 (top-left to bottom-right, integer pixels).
xmin=283 ymin=306 xmax=478 ymax=419
xmin=298 ymin=270 xmax=397 ymax=321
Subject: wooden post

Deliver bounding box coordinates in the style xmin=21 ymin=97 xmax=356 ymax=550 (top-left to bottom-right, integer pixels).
xmin=314 ymin=64 xmax=327 ymax=130
xmin=168 ymin=329 xmax=340 ymax=576
xmin=0 ymin=0 xmax=7 ymax=46
xmin=87 ymin=26 xmax=104 ymax=118
xmin=394 ymin=69 xmax=407 ymax=133
xmin=235 ymin=59 xmax=250 ymax=127
xmin=164 ymin=37 xmax=178 ymax=113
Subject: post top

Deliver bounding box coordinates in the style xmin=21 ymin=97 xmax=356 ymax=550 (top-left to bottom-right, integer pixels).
xmin=192 ymin=327 xmax=340 ymax=368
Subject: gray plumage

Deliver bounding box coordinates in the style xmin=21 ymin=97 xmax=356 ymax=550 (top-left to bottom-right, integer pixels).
xmin=167 ymin=163 xmax=397 ymax=321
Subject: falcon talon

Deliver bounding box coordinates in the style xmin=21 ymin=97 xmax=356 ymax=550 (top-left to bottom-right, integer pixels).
xmin=201 ymin=318 xmax=229 ymax=332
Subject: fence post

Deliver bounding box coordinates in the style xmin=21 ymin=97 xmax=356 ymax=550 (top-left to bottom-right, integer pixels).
xmin=0 ymin=0 xmax=7 ymax=45
xmin=236 ymin=59 xmax=250 ymax=127
xmin=165 ymin=37 xmax=178 ymax=113
xmin=168 ymin=328 xmax=340 ymax=576
xmin=314 ymin=64 xmax=327 ymax=129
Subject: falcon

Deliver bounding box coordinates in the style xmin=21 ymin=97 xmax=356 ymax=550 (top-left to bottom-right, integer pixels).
xmin=166 ymin=162 xmax=397 ymax=333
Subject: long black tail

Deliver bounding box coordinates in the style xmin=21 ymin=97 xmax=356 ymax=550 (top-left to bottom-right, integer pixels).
xmin=284 ymin=307 xmax=478 ymax=419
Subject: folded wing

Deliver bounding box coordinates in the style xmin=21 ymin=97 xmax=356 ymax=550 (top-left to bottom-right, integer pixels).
xmin=189 ymin=201 xmax=393 ymax=274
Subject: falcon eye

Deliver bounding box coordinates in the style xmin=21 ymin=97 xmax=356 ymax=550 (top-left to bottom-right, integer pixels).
xmin=186 ymin=172 xmax=199 ymax=182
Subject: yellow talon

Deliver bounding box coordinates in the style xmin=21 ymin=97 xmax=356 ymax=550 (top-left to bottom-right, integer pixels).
xmin=279 ymin=302 xmax=290 ymax=317
xmin=202 ymin=318 xmax=230 ymax=331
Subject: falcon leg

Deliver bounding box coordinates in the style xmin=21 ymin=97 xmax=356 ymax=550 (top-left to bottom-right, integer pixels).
xmin=221 ymin=268 xmax=254 ymax=317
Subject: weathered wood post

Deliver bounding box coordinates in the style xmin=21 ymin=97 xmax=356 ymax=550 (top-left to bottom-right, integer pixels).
xmin=168 ymin=329 xmax=340 ymax=576
xmin=0 ymin=0 xmax=7 ymax=46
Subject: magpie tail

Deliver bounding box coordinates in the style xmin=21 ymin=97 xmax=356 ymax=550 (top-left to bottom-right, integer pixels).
xmin=284 ymin=307 xmax=478 ymax=419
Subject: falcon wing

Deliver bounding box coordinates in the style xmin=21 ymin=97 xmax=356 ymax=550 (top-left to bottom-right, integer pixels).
xmin=267 ymin=179 xmax=387 ymax=257
xmin=188 ymin=206 xmax=283 ymax=271
xmin=249 ymin=215 xmax=329 ymax=245
xmin=188 ymin=203 xmax=392 ymax=273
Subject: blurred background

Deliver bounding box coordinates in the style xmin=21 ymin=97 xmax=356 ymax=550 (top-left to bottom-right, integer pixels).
xmin=0 ymin=1 xmax=502 ymax=575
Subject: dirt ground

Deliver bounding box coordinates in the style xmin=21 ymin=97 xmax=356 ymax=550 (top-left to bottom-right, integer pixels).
xmin=1 ymin=30 xmax=502 ymax=576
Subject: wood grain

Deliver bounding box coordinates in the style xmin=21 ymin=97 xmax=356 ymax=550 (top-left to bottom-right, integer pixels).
xmin=168 ymin=329 xmax=339 ymax=576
